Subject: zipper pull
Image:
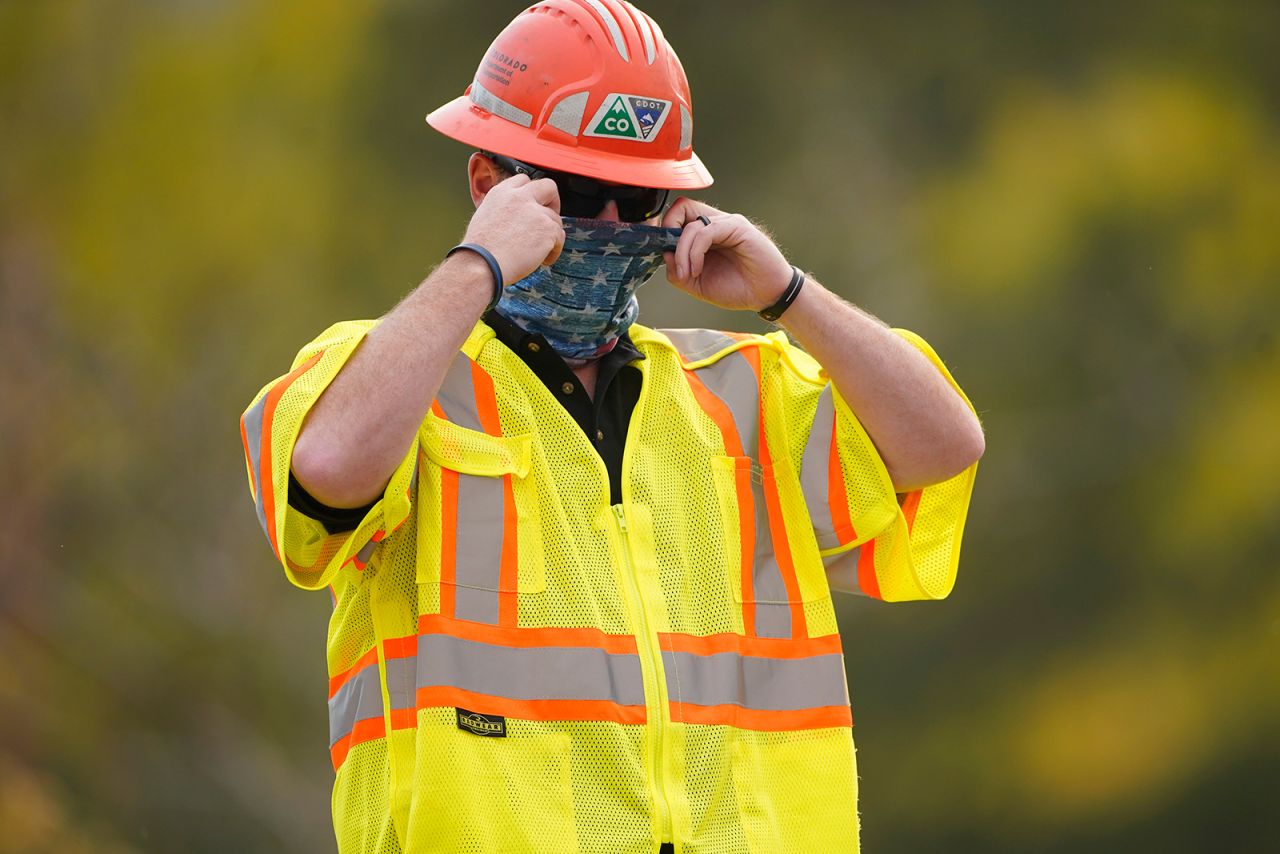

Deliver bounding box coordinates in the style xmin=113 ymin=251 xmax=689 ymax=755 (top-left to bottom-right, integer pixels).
xmin=613 ymin=504 xmax=627 ymax=532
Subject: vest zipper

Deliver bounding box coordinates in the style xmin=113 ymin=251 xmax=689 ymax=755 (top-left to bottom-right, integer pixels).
xmin=613 ymin=503 xmax=674 ymax=847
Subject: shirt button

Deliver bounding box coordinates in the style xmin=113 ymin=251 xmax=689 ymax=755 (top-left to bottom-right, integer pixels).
xmin=561 ymin=381 xmax=575 ymax=395
xmin=596 ymin=429 xmax=604 ymax=442
xmin=527 ymin=341 xmax=541 ymax=353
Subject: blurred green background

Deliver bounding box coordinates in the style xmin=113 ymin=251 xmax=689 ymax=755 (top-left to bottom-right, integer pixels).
xmin=3 ymin=0 xmax=1278 ymax=851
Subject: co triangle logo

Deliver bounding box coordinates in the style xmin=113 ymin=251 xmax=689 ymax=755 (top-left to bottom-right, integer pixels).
xmin=591 ymin=95 xmax=638 ymax=139
xmin=584 ymin=93 xmax=671 ymax=143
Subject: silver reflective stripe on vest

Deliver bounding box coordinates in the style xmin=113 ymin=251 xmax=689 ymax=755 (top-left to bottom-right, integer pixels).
xmin=435 ymin=354 xmax=483 ymax=431
xmin=328 ymin=657 xmax=417 ymax=748
xmin=385 ymin=656 xmax=416 ymax=715
xmin=669 ymin=339 xmax=792 ymax=639
xmin=662 ymin=649 xmax=850 ymax=711
xmin=452 ymin=473 xmax=505 ymax=623
xmin=355 ymin=539 xmax=378 ymax=566
xmin=801 ymin=385 xmax=842 ymax=551
xmin=661 ymin=328 xmax=739 ymax=364
xmin=416 ymin=634 xmax=646 ymax=707
xmin=328 ymin=660 xmax=381 ymax=748
xmin=434 ymin=354 xmax=505 ymax=624
xmin=689 ymin=350 xmax=760 ymax=453
xmin=241 ymin=394 xmax=271 ymax=539
xmin=822 ymin=545 xmax=866 ymax=596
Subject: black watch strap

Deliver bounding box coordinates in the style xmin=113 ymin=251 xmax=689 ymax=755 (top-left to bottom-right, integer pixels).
xmin=757 ymin=266 xmax=805 ymax=322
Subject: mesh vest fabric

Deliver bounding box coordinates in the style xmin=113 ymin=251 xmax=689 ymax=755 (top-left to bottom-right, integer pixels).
xmin=240 ymin=319 xmax=979 ymax=854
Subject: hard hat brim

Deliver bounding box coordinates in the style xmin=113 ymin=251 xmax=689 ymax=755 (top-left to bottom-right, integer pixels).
xmin=427 ymin=96 xmax=714 ymax=191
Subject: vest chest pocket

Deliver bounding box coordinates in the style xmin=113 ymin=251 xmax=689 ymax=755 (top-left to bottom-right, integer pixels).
xmin=417 ymin=415 xmax=545 ymax=595
xmin=710 ymin=455 xmax=827 ymax=605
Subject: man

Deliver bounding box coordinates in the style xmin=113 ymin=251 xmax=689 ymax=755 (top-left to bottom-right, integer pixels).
xmin=241 ymin=1 xmax=983 ymax=852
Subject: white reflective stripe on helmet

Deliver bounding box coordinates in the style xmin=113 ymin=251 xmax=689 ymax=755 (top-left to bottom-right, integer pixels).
xmin=469 ymin=82 xmax=533 ymax=128
xmin=548 ymin=91 xmax=591 ymax=136
xmin=585 ymin=0 xmax=631 ymax=62
xmin=625 ymin=1 xmax=657 ymax=64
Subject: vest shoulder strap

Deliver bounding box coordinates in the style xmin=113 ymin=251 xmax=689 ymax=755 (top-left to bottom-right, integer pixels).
xmin=641 ymin=326 xmax=826 ymax=386
xmin=641 ymin=326 xmax=770 ymax=369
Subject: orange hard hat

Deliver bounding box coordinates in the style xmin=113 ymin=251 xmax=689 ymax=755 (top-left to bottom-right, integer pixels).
xmin=426 ymin=0 xmax=713 ymax=190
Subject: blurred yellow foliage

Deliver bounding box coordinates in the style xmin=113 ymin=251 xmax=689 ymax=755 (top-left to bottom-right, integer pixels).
xmin=923 ymin=72 xmax=1278 ymax=306
xmin=1014 ymin=641 xmax=1205 ymax=815
xmin=3 ymin=1 xmax=1278 ymax=851
xmin=1147 ymin=349 xmax=1280 ymax=563
xmin=0 ymin=755 xmax=138 ymax=854
xmin=1011 ymin=591 xmax=1280 ymax=819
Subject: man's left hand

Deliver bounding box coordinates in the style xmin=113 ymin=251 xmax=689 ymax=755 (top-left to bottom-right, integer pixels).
xmin=661 ymin=198 xmax=793 ymax=312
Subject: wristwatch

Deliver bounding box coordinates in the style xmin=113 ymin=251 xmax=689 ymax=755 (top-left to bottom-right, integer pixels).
xmin=757 ymin=266 xmax=806 ymax=322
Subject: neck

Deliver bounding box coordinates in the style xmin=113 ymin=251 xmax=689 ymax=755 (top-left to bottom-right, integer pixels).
xmin=569 ymin=359 xmax=600 ymax=400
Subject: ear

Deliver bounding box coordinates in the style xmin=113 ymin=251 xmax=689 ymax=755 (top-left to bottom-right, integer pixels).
xmin=468 ymin=152 xmax=504 ymax=208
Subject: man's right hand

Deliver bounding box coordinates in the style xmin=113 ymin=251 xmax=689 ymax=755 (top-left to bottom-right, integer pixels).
xmin=291 ymin=171 xmax=566 ymax=510
xmin=461 ymin=174 xmax=565 ymax=285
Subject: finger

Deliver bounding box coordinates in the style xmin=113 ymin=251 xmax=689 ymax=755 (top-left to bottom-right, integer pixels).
xmin=686 ymin=217 xmax=723 ymax=281
xmin=672 ymin=223 xmax=693 ymax=281
xmin=543 ymin=213 xmax=566 ymax=266
xmin=674 ymin=213 xmax=714 ymax=280
xmin=662 ymin=250 xmax=679 ymax=284
xmin=662 ymin=196 xmax=723 ymax=229
xmin=527 ymin=176 xmax=561 ymax=212
xmin=501 ymin=172 xmax=532 ymax=190
xmin=662 ymin=196 xmax=692 ymax=229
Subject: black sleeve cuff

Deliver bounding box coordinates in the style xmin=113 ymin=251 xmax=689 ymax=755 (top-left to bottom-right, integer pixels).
xmin=288 ymin=471 xmax=378 ymax=535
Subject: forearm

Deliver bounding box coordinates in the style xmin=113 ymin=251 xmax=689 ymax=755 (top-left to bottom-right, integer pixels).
xmin=656 ymin=200 xmax=983 ymax=490
xmin=777 ymin=278 xmax=984 ymax=492
xmin=292 ymin=252 xmax=492 ymax=507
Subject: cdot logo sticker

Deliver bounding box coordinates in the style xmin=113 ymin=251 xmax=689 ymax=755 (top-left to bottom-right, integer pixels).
xmin=584 ymin=93 xmax=672 ymax=143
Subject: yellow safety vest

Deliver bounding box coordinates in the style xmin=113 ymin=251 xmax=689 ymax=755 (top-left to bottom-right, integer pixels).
xmin=240 ymin=319 xmax=978 ymax=854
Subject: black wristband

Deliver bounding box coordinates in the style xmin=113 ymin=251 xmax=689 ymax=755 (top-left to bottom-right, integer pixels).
xmin=446 ymin=243 xmax=504 ymax=312
xmin=757 ymin=265 xmax=805 ymax=322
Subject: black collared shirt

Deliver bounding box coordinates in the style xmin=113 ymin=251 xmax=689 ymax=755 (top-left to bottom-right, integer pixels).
xmin=290 ymin=311 xmax=645 ymax=533
xmin=482 ymin=309 xmax=644 ymax=506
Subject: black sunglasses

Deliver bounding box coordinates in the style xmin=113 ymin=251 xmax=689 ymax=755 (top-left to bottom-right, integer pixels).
xmin=486 ymin=153 xmax=670 ymax=223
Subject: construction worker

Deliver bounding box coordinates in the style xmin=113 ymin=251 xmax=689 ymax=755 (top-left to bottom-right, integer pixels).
xmin=240 ymin=1 xmax=983 ymax=852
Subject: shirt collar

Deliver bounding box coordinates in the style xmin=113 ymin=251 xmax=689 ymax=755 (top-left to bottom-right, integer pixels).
xmin=483 ymin=309 xmax=645 ymax=367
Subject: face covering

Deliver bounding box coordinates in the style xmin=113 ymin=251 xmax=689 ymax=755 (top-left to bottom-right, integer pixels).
xmin=495 ymin=217 xmax=681 ymax=360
